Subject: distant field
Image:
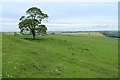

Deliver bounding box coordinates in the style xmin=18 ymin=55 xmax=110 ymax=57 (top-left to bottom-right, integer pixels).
xmin=4 ymin=32 xmax=104 ymax=36
xmin=62 ymin=32 xmax=103 ymax=36
xmin=2 ymin=32 xmax=118 ymax=78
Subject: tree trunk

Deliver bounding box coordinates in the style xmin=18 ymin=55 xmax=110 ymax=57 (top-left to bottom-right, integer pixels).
xmin=32 ymin=30 xmax=36 ymax=39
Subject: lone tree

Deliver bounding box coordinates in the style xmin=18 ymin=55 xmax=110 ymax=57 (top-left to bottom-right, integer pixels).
xmin=18 ymin=7 xmax=48 ymax=39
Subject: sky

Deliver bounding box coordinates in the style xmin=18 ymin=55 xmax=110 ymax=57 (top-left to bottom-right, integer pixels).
xmin=0 ymin=0 xmax=118 ymax=32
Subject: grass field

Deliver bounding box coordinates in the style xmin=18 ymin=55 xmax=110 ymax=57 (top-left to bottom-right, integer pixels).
xmin=2 ymin=32 xmax=118 ymax=78
xmin=0 ymin=33 xmax=2 ymax=79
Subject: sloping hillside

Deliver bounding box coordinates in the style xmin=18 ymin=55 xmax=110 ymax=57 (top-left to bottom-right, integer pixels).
xmin=2 ymin=33 xmax=118 ymax=78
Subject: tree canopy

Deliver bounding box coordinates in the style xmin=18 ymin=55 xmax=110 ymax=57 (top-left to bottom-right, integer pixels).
xmin=18 ymin=7 xmax=48 ymax=39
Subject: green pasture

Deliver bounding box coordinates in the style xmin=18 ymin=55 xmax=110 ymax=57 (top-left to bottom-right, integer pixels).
xmin=2 ymin=32 xmax=118 ymax=78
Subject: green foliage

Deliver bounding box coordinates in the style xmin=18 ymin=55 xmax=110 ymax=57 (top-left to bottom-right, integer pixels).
xmin=19 ymin=19 xmax=39 ymax=33
xmin=36 ymin=25 xmax=47 ymax=34
xmin=2 ymin=33 xmax=118 ymax=78
xmin=51 ymin=32 xmax=55 ymax=35
xmin=18 ymin=7 xmax=48 ymax=39
xmin=101 ymin=31 xmax=120 ymax=38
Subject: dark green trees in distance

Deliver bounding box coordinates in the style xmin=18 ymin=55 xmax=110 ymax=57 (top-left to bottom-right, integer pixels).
xmin=18 ymin=7 xmax=48 ymax=39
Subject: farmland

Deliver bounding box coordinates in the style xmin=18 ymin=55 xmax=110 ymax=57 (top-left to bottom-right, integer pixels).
xmin=2 ymin=32 xmax=118 ymax=78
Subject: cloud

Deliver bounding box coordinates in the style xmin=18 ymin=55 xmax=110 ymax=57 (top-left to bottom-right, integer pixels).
xmin=1 ymin=18 xmax=17 ymax=21
xmin=45 ymin=23 xmax=118 ymax=31
xmin=0 ymin=2 xmax=117 ymax=32
xmin=43 ymin=23 xmax=69 ymax=26
xmin=0 ymin=22 xmax=18 ymax=25
xmin=1 ymin=21 xmax=118 ymax=32
xmin=47 ymin=25 xmax=118 ymax=31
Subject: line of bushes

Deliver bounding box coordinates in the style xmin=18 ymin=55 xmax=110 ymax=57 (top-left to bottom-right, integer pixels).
xmin=100 ymin=31 xmax=120 ymax=38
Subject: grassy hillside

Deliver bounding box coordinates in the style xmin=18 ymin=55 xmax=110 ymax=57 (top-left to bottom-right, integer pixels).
xmin=2 ymin=33 xmax=118 ymax=78
xmin=0 ymin=33 xmax=2 ymax=79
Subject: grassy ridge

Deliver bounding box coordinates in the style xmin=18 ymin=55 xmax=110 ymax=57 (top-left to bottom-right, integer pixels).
xmin=2 ymin=33 xmax=118 ymax=78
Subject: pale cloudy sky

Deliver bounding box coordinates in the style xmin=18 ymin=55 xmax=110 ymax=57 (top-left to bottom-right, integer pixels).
xmin=0 ymin=0 xmax=118 ymax=32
